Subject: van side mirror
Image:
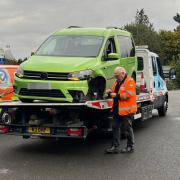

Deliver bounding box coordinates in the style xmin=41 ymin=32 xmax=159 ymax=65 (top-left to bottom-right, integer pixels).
xmin=105 ymin=53 xmax=120 ymax=61
xmin=31 ymin=52 xmax=35 ymax=56
xmin=169 ymin=67 xmax=176 ymax=80
xmin=162 ymin=66 xmax=176 ymax=80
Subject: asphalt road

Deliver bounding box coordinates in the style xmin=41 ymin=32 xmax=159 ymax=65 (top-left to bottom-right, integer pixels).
xmin=0 ymin=91 xmax=180 ymax=180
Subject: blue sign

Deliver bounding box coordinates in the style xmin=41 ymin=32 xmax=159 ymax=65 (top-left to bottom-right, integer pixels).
xmin=0 ymin=69 xmax=9 ymax=84
xmin=0 ymin=58 xmax=5 ymax=64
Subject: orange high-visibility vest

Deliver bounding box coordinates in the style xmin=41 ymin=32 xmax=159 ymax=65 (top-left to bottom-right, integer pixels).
xmin=112 ymin=76 xmax=137 ymax=116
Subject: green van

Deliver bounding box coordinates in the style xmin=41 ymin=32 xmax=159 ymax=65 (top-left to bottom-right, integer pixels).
xmin=14 ymin=27 xmax=137 ymax=102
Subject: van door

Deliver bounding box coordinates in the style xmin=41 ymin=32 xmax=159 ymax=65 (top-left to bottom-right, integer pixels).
xmin=101 ymin=37 xmax=120 ymax=87
xmin=117 ymin=36 xmax=136 ymax=76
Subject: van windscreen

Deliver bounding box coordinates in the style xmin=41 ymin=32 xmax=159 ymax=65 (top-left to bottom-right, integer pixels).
xmin=36 ymin=35 xmax=104 ymax=57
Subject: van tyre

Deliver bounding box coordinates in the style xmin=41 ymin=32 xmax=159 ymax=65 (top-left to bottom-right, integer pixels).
xmin=158 ymin=99 xmax=168 ymax=117
xmin=87 ymin=77 xmax=106 ymax=100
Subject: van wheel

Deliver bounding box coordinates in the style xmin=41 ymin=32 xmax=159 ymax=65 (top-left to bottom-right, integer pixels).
xmin=87 ymin=77 xmax=106 ymax=100
xmin=19 ymin=98 xmax=34 ymax=103
xmin=158 ymin=99 xmax=168 ymax=117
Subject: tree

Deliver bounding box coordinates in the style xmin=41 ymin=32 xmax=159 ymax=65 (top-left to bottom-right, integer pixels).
xmin=160 ymin=30 xmax=180 ymax=64
xmin=173 ymin=13 xmax=180 ymax=24
xmin=173 ymin=13 xmax=180 ymax=30
xmin=135 ymin=8 xmax=153 ymax=27
xmin=124 ymin=9 xmax=160 ymax=54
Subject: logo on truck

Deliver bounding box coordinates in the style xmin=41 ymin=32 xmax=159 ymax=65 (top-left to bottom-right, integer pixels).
xmin=0 ymin=69 xmax=9 ymax=84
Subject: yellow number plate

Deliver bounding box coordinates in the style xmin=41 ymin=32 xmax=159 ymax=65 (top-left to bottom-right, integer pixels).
xmin=28 ymin=127 xmax=50 ymax=134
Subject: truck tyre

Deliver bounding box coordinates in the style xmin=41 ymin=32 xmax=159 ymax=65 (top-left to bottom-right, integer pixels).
xmin=158 ymin=99 xmax=168 ymax=117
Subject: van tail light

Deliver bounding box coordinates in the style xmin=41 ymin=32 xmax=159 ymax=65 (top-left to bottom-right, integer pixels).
xmin=0 ymin=125 xmax=9 ymax=133
xmin=66 ymin=128 xmax=83 ymax=137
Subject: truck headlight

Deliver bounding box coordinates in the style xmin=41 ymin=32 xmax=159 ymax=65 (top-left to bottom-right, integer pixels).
xmin=15 ymin=67 xmax=24 ymax=78
xmin=68 ymin=70 xmax=92 ymax=81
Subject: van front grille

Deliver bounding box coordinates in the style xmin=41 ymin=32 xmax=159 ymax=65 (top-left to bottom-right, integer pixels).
xmin=23 ymin=71 xmax=69 ymax=80
xmin=19 ymin=88 xmax=65 ymax=98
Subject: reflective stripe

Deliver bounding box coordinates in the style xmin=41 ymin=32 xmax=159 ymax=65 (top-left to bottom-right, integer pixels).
xmin=119 ymin=105 xmax=137 ymax=111
xmin=126 ymin=90 xmax=136 ymax=95
xmin=121 ymin=93 xmax=127 ymax=99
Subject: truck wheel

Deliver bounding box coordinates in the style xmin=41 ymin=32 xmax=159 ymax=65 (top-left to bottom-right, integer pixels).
xmin=19 ymin=98 xmax=33 ymax=103
xmin=158 ymin=99 xmax=168 ymax=117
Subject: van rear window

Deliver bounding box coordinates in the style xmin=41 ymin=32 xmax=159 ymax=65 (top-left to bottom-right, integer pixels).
xmin=137 ymin=57 xmax=144 ymax=71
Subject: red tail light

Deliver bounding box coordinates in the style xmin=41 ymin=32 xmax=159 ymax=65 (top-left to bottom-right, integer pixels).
xmin=91 ymin=102 xmax=101 ymax=109
xmin=0 ymin=125 xmax=9 ymax=133
xmin=66 ymin=128 xmax=83 ymax=137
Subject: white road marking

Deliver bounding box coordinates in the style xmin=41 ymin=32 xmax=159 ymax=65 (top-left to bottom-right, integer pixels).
xmin=170 ymin=117 xmax=180 ymax=121
xmin=0 ymin=169 xmax=9 ymax=174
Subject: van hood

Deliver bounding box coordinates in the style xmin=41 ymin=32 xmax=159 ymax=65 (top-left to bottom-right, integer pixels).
xmin=21 ymin=55 xmax=98 ymax=72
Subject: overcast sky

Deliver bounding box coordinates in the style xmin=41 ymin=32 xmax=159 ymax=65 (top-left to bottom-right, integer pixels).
xmin=0 ymin=0 xmax=179 ymax=59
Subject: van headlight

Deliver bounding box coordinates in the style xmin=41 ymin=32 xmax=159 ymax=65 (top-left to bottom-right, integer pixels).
xmin=15 ymin=67 xmax=24 ymax=78
xmin=68 ymin=70 xmax=92 ymax=81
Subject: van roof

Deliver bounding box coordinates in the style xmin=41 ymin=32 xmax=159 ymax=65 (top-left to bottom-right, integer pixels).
xmin=53 ymin=27 xmax=131 ymax=37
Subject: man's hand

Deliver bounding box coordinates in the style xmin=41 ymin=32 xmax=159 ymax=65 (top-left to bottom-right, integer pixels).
xmin=106 ymin=89 xmax=112 ymax=94
xmin=110 ymin=93 xmax=117 ymax=98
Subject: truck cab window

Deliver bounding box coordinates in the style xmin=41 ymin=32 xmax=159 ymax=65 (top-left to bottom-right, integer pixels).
xmin=137 ymin=57 xmax=144 ymax=71
xmin=152 ymin=56 xmax=157 ymax=76
xmin=156 ymin=57 xmax=164 ymax=79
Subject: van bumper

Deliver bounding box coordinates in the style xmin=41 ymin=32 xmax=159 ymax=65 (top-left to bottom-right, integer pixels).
xmin=14 ymin=76 xmax=89 ymax=102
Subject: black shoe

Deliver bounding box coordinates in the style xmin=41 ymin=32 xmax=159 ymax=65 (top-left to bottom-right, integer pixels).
xmin=120 ymin=146 xmax=134 ymax=153
xmin=105 ymin=146 xmax=120 ymax=154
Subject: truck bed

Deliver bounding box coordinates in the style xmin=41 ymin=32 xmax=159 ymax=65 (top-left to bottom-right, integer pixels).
xmin=0 ymin=93 xmax=151 ymax=109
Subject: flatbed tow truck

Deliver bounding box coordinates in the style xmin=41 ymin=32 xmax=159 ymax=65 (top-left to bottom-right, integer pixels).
xmin=0 ymin=47 xmax=175 ymax=139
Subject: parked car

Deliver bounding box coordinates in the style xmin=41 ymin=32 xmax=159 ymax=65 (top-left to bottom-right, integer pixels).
xmin=14 ymin=27 xmax=137 ymax=102
xmin=0 ymin=65 xmax=18 ymax=101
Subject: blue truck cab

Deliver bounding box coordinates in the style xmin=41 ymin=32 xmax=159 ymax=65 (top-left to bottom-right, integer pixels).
xmin=136 ymin=46 xmax=175 ymax=116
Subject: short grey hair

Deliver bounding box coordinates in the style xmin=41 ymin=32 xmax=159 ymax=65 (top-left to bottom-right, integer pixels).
xmin=114 ymin=67 xmax=126 ymax=74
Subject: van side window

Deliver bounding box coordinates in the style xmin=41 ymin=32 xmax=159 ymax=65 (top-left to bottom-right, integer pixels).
xmin=137 ymin=57 xmax=144 ymax=71
xmin=152 ymin=56 xmax=157 ymax=76
xmin=104 ymin=37 xmax=116 ymax=57
xmin=118 ymin=36 xmax=135 ymax=58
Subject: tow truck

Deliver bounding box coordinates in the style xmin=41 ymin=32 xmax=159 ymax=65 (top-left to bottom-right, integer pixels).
xmin=0 ymin=47 xmax=176 ymax=139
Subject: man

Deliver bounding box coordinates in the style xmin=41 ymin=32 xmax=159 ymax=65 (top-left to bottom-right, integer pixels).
xmin=105 ymin=67 xmax=137 ymax=154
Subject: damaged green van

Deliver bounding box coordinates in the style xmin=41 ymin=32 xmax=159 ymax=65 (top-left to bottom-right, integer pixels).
xmin=14 ymin=27 xmax=137 ymax=102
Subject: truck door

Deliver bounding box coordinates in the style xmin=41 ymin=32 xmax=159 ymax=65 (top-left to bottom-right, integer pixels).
xmin=156 ymin=57 xmax=167 ymax=107
xmin=151 ymin=56 xmax=164 ymax=108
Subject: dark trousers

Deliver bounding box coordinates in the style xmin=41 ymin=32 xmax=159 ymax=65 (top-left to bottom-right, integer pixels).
xmin=112 ymin=114 xmax=135 ymax=148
